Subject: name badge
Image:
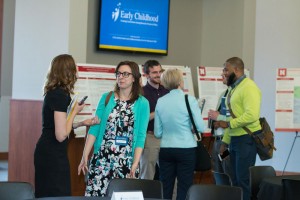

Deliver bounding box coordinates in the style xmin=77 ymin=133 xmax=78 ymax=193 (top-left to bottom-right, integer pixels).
xmin=111 ymin=191 xmax=144 ymax=200
xmin=115 ymin=136 xmax=129 ymax=146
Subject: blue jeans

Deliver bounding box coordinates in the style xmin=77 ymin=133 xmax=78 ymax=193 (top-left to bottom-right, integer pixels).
xmin=212 ymin=136 xmax=234 ymax=178
xmin=230 ymin=133 xmax=257 ymax=200
xmin=159 ymin=148 xmax=195 ymax=200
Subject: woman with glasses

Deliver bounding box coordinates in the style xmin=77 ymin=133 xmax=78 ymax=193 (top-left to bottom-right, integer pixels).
xmin=78 ymin=61 xmax=150 ymax=197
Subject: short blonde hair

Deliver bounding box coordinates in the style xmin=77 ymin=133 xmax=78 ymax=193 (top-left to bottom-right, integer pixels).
xmin=160 ymin=68 xmax=183 ymax=90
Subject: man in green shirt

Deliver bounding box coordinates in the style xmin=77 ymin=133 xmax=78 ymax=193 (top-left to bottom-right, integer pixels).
xmin=214 ymin=57 xmax=261 ymax=200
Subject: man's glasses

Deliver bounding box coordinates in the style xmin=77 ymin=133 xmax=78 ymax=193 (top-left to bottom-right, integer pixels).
xmin=115 ymin=71 xmax=132 ymax=78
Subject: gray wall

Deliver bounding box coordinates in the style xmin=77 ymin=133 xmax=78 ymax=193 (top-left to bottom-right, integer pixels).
xmin=254 ymin=0 xmax=300 ymax=172
xmin=0 ymin=0 xmax=15 ymax=152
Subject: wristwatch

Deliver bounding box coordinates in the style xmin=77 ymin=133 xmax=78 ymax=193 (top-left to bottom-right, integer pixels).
xmin=227 ymin=121 xmax=230 ymax=128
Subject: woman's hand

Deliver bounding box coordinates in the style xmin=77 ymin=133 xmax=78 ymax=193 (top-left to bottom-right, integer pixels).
xmin=129 ymin=162 xmax=139 ymax=178
xmin=208 ymin=109 xmax=220 ymax=120
xmin=74 ymin=102 xmax=85 ymax=114
xmin=83 ymin=116 xmax=100 ymax=126
xmin=78 ymin=157 xmax=88 ymax=176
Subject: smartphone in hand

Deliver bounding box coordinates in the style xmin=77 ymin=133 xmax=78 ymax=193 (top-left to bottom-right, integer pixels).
xmin=78 ymin=96 xmax=88 ymax=105
xmin=218 ymin=149 xmax=230 ymax=161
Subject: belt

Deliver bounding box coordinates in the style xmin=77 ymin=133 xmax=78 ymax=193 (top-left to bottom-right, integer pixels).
xmin=215 ymin=136 xmax=223 ymax=141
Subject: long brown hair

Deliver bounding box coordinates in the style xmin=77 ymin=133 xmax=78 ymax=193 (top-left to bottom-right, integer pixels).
xmin=114 ymin=61 xmax=143 ymax=102
xmin=43 ymin=54 xmax=77 ymax=95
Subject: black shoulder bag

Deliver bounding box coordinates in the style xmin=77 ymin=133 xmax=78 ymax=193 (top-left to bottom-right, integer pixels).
xmin=185 ymin=94 xmax=211 ymax=171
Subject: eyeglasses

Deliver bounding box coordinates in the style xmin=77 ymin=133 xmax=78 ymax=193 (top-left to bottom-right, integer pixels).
xmin=115 ymin=71 xmax=132 ymax=78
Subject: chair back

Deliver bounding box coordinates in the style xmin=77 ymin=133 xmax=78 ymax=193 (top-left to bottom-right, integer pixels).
xmin=185 ymin=184 xmax=242 ymax=200
xmin=213 ymin=171 xmax=232 ymax=186
xmin=249 ymin=165 xmax=276 ymax=200
xmin=0 ymin=181 xmax=35 ymax=200
xmin=282 ymin=179 xmax=300 ymax=200
xmin=106 ymin=178 xmax=163 ymax=199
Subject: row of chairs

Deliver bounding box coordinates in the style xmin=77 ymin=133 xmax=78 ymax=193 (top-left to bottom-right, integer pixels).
xmin=1 ymin=167 xmax=299 ymax=200
xmin=213 ymin=166 xmax=276 ymax=200
xmin=212 ymin=166 xmax=276 ymax=199
xmin=213 ymin=165 xmax=300 ymax=200
xmin=0 ymin=179 xmax=241 ymax=200
xmin=107 ymin=179 xmax=243 ymax=200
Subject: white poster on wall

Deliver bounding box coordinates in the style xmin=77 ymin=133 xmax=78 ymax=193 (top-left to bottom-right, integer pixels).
xmin=73 ymin=63 xmax=116 ymax=137
xmin=197 ymin=66 xmax=250 ymax=136
xmin=197 ymin=66 xmax=227 ymax=135
xmin=275 ymin=68 xmax=300 ymax=132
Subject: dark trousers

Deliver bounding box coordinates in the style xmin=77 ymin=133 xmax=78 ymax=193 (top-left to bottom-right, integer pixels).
xmin=159 ymin=148 xmax=195 ymax=200
xmin=230 ymin=133 xmax=257 ymax=200
xmin=212 ymin=136 xmax=233 ymax=178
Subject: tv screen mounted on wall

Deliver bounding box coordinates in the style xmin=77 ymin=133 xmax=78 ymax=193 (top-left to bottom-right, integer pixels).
xmin=98 ymin=0 xmax=170 ymax=55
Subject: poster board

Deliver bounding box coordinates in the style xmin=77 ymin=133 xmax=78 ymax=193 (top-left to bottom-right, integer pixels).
xmin=140 ymin=65 xmax=194 ymax=96
xmin=72 ymin=63 xmax=116 ymax=137
xmin=197 ymin=66 xmax=250 ymax=135
xmin=275 ymin=68 xmax=300 ymax=132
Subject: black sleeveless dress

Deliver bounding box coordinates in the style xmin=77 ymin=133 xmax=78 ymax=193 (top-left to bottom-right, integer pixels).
xmin=34 ymin=87 xmax=71 ymax=197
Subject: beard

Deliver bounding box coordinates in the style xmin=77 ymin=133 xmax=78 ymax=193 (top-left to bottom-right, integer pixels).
xmin=227 ymin=72 xmax=237 ymax=86
xmin=149 ymin=76 xmax=161 ymax=84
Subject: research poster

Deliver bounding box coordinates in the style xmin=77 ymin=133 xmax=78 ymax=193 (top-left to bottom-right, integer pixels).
xmin=197 ymin=66 xmax=227 ymax=135
xmin=275 ymin=68 xmax=300 ymax=132
xmin=197 ymin=66 xmax=250 ymax=135
xmin=73 ymin=64 xmax=116 ymax=137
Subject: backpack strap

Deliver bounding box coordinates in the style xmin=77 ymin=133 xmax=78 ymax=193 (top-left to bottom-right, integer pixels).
xmin=105 ymin=91 xmax=113 ymax=106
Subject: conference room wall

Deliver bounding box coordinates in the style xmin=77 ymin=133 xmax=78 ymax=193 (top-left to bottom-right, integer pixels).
xmin=254 ymin=0 xmax=300 ymax=173
xmin=0 ymin=0 xmax=15 ymax=153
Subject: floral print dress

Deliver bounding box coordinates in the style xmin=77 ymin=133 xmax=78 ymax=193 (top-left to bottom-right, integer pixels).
xmin=85 ymin=99 xmax=137 ymax=196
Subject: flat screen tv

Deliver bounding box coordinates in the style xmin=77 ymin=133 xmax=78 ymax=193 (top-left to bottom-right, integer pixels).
xmin=98 ymin=0 xmax=170 ymax=55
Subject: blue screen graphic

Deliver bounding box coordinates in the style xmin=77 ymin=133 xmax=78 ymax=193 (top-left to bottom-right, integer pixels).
xmin=98 ymin=0 xmax=170 ymax=55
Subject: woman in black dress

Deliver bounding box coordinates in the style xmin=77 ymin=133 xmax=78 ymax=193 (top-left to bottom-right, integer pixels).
xmin=34 ymin=54 xmax=99 ymax=198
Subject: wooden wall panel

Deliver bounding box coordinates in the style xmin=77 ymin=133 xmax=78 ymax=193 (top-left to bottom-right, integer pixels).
xmin=68 ymin=132 xmax=86 ymax=196
xmin=9 ymin=99 xmax=43 ymax=185
xmin=0 ymin=152 xmax=8 ymax=160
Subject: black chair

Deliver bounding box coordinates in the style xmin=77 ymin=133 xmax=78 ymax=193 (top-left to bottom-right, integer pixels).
xmin=249 ymin=165 xmax=276 ymax=200
xmin=212 ymin=171 xmax=232 ymax=186
xmin=0 ymin=181 xmax=35 ymax=200
xmin=185 ymin=184 xmax=242 ymax=200
xmin=106 ymin=178 xmax=163 ymax=199
xmin=282 ymin=178 xmax=300 ymax=200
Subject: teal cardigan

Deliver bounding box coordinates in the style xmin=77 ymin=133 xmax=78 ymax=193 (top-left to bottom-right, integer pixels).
xmin=88 ymin=92 xmax=150 ymax=156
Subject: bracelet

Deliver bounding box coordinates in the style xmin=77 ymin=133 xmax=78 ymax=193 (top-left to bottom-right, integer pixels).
xmin=72 ymin=123 xmax=77 ymax=129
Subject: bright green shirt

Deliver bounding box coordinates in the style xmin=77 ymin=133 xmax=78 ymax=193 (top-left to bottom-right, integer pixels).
xmin=222 ymin=77 xmax=262 ymax=144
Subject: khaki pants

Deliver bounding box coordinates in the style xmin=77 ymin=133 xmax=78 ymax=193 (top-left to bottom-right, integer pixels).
xmin=140 ymin=133 xmax=160 ymax=179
